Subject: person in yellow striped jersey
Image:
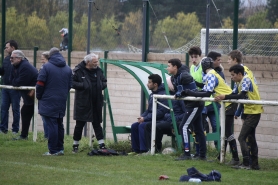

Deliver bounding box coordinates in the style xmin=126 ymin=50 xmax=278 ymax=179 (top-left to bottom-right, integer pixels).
xmin=215 ymin=65 xmax=263 ymax=170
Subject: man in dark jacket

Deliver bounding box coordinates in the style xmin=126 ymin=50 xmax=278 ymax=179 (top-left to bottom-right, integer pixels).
xmin=10 ymin=50 xmax=38 ymax=140
xmin=72 ymin=53 xmax=107 ymax=154
xmin=144 ymin=95 xmax=186 ymax=153
xmin=0 ymin=40 xmax=21 ymax=134
xmin=130 ymin=74 xmax=168 ymax=154
xmin=167 ymin=58 xmax=206 ymax=160
xmin=59 ymin=28 xmax=68 ymax=51
xmin=36 ymin=47 xmax=72 ymax=155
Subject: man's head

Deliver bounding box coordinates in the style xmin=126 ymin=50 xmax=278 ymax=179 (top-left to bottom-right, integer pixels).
xmin=84 ymin=53 xmax=99 ymax=69
xmin=41 ymin=51 xmax=50 ymax=64
xmin=167 ymin=58 xmax=182 ymax=75
xmin=201 ymin=57 xmax=213 ymax=74
xmin=207 ymin=51 xmax=222 ymax=68
xmin=10 ymin=50 xmax=25 ymax=66
xmin=5 ymin=40 xmax=18 ymax=55
xmin=59 ymin=28 xmax=68 ymax=37
xmin=229 ymin=64 xmax=244 ymax=83
xmin=188 ymin=46 xmax=202 ymax=66
xmin=147 ymin=74 xmax=162 ymax=91
xmin=49 ymin=47 xmax=60 ymax=56
xmin=227 ymin=50 xmax=242 ymax=65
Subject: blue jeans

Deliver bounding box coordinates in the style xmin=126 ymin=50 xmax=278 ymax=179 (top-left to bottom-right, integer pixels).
xmin=131 ymin=122 xmax=148 ymax=153
xmin=41 ymin=116 xmax=48 ymax=139
xmin=42 ymin=116 xmax=64 ymax=154
xmin=0 ymin=89 xmax=21 ymax=133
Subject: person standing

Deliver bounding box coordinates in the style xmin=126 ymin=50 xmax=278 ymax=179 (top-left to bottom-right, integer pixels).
xmin=10 ymin=50 xmax=38 ymax=140
xmin=0 ymin=40 xmax=21 ymax=134
xmin=39 ymin=51 xmax=50 ymax=139
xmin=72 ymin=53 xmax=107 ymax=155
xmin=59 ymin=28 xmax=68 ymax=51
xmin=167 ymin=58 xmax=207 ymax=161
xmin=36 ymin=47 xmax=72 ymax=155
xmin=181 ymin=57 xmax=240 ymax=164
xmin=215 ymin=65 xmax=263 ymax=170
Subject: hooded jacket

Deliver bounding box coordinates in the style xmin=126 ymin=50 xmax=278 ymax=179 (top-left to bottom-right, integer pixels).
xmin=72 ymin=61 xmax=107 ymax=122
xmin=171 ymin=65 xmax=204 ymax=108
xmin=10 ymin=59 xmax=38 ymax=105
xmin=36 ymin=52 xmax=72 ymax=118
xmin=141 ymin=84 xmax=169 ymax=122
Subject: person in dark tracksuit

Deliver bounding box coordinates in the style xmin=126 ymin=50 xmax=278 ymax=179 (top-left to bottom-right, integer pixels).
xmin=144 ymin=77 xmax=186 ymax=152
xmin=130 ymin=74 xmax=168 ymax=154
xmin=182 ymin=57 xmax=239 ymax=164
xmin=10 ymin=50 xmax=38 ymax=140
xmin=167 ymin=58 xmax=206 ymax=161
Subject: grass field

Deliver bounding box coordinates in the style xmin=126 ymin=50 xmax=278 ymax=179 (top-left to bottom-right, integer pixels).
xmin=0 ymin=132 xmax=278 ymax=185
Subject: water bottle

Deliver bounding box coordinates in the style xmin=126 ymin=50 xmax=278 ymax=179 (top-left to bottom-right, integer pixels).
xmin=188 ymin=178 xmax=202 ymax=183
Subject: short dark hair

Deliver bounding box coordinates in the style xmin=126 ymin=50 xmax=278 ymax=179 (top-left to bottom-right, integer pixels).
xmin=188 ymin=46 xmax=202 ymax=56
xmin=229 ymin=64 xmax=244 ymax=75
xmin=148 ymin=74 xmax=162 ymax=86
xmin=228 ymin=50 xmax=242 ymax=64
xmin=168 ymin=58 xmax=182 ymax=69
xmin=5 ymin=40 xmax=18 ymax=50
xmin=207 ymin=51 xmax=221 ymax=61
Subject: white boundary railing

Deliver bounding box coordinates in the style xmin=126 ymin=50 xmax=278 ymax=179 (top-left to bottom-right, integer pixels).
xmin=152 ymin=94 xmax=278 ymax=163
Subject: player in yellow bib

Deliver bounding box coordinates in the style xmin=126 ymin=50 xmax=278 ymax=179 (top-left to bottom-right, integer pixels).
xmin=215 ymin=65 xmax=263 ymax=170
xmin=180 ymin=57 xmax=240 ymax=165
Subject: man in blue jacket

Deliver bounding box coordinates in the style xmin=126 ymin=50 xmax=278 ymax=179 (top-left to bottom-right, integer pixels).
xmin=130 ymin=74 xmax=168 ymax=154
xmin=36 ymin=47 xmax=72 ymax=156
xmin=0 ymin=40 xmax=21 ymax=134
xmin=10 ymin=50 xmax=38 ymax=140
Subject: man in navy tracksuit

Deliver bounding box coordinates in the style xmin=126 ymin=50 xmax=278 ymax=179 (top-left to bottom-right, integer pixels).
xmin=131 ymin=74 xmax=168 ymax=154
xmin=36 ymin=47 xmax=72 ymax=156
xmin=144 ymin=97 xmax=186 ymax=152
xmin=10 ymin=50 xmax=38 ymax=140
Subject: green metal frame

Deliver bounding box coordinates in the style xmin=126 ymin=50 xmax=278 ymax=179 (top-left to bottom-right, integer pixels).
xmin=99 ymin=59 xmax=221 ymax=151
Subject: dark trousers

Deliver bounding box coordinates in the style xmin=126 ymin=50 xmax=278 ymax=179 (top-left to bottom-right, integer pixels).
xmin=180 ymin=106 xmax=206 ymax=157
xmin=238 ymin=114 xmax=261 ymax=166
xmin=0 ymin=89 xmax=21 ymax=133
xmin=73 ymin=120 xmax=104 ymax=141
xmin=20 ymin=104 xmax=34 ymax=138
xmin=145 ymin=121 xmax=172 ymax=152
xmin=43 ymin=116 xmax=64 ymax=154
xmin=131 ymin=122 xmax=148 ymax=153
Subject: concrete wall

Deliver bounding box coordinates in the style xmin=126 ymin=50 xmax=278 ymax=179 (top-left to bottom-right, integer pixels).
xmin=10 ymin=50 xmax=278 ymax=158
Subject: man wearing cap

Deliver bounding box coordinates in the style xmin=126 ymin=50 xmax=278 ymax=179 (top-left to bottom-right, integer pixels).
xmin=59 ymin=28 xmax=69 ymax=51
xmin=36 ymin=47 xmax=72 ymax=155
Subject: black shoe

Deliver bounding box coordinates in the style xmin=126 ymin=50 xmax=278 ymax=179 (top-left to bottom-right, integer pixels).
xmin=0 ymin=130 xmax=7 ymax=134
xmin=99 ymin=143 xmax=106 ymax=149
xmin=13 ymin=136 xmax=28 ymax=140
xmin=72 ymin=144 xmax=79 ymax=153
xmin=175 ymin=154 xmax=191 ymax=161
xmin=250 ymin=165 xmax=260 ymax=170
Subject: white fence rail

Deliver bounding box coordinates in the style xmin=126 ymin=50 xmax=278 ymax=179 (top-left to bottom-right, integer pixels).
xmin=152 ymin=94 xmax=278 ymax=163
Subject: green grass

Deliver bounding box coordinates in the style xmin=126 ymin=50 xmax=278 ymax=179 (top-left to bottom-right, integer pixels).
xmin=0 ymin=132 xmax=278 ymax=185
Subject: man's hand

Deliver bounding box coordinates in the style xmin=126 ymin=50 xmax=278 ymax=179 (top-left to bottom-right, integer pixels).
xmin=214 ymin=95 xmax=225 ymax=102
xmin=137 ymin=117 xmax=144 ymax=123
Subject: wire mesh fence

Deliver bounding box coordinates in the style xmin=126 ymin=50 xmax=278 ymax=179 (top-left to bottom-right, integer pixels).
xmin=0 ymin=0 xmax=278 ymax=54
